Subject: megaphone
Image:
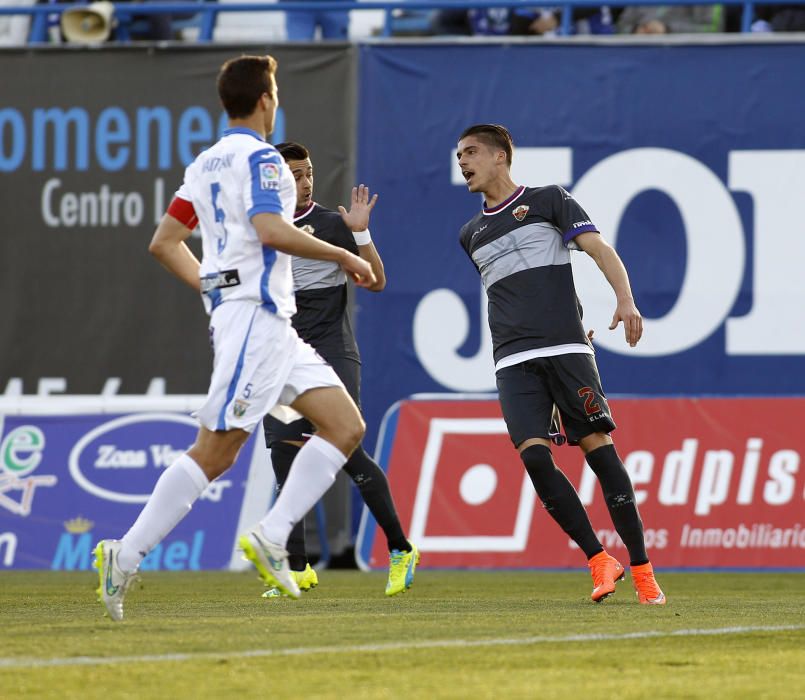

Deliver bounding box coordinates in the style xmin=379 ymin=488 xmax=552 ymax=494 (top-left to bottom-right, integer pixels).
xmin=61 ymin=1 xmax=115 ymax=44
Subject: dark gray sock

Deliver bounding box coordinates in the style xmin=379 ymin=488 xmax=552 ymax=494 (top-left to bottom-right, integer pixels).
xmin=585 ymin=444 xmax=648 ymax=566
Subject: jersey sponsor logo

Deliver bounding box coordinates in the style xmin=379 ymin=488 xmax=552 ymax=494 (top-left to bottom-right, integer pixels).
xmin=512 ymin=205 xmax=529 ymax=221
xmin=200 ymin=269 xmax=241 ymax=294
xmin=572 ymin=219 xmax=593 ymax=229
xmin=259 ymin=162 xmax=280 ymax=190
xmin=299 ymin=224 xmax=315 ymax=235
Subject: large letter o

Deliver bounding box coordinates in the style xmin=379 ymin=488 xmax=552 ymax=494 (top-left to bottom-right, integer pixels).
xmin=572 ymin=148 xmax=744 ymax=356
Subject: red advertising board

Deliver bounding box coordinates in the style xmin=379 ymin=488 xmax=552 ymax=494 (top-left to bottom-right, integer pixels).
xmin=356 ymin=397 xmax=805 ymax=570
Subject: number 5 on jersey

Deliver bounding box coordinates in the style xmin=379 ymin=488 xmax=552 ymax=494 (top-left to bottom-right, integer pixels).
xmin=210 ymin=182 xmax=229 ymax=254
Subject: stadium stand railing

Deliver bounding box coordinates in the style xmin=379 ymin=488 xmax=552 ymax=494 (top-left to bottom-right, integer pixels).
xmin=0 ymin=0 xmax=788 ymax=43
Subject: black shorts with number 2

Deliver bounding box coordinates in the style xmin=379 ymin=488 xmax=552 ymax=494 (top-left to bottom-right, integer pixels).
xmin=495 ymin=353 xmax=616 ymax=447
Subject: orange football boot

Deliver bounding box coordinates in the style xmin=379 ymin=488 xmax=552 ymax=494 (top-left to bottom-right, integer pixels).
xmin=588 ymin=550 xmax=625 ymax=602
xmin=631 ymin=562 xmax=666 ymax=605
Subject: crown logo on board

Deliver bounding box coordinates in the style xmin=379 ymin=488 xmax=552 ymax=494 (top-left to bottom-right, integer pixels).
xmin=64 ymin=516 xmax=94 ymax=534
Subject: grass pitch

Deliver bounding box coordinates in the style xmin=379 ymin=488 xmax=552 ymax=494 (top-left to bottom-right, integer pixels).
xmin=0 ymin=570 xmax=803 ymax=699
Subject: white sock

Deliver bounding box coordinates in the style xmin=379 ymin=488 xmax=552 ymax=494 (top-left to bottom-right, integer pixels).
xmin=117 ymin=454 xmax=209 ymax=572
xmin=259 ymin=435 xmax=347 ymax=545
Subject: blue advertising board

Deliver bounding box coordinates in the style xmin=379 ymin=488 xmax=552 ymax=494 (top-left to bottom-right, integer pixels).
xmin=0 ymin=413 xmax=269 ymax=570
xmin=354 ymin=41 xmax=805 ymax=450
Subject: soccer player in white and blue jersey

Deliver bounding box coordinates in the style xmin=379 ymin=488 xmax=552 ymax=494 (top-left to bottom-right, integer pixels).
xmin=94 ymin=55 xmax=375 ymax=621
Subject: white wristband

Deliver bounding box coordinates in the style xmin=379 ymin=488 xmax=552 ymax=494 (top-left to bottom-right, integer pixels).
xmin=353 ymin=229 xmax=372 ymax=246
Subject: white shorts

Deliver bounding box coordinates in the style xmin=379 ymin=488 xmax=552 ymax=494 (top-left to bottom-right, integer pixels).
xmin=196 ymin=301 xmax=343 ymax=433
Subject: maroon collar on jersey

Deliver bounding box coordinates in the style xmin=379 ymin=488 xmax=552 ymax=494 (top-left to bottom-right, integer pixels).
xmin=483 ymin=185 xmax=526 ymax=216
xmin=294 ymin=201 xmax=316 ymax=223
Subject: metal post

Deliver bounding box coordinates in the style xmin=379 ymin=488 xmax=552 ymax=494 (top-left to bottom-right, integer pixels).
xmin=199 ymin=8 xmax=217 ymax=41
xmin=383 ymin=7 xmax=393 ymax=37
xmin=28 ymin=11 xmax=49 ymax=44
xmin=741 ymin=1 xmax=755 ymax=32
xmin=560 ymin=4 xmax=572 ymax=36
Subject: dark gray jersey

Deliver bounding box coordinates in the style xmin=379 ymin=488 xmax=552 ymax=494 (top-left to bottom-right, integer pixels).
xmin=292 ymin=203 xmax=360 ymax=363
xmin=459 ymin=185 xmax=598 ymax=364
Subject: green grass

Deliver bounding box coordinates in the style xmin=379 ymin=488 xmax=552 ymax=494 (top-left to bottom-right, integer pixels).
xmin=0 ymin=571 xmax=803 ymax=699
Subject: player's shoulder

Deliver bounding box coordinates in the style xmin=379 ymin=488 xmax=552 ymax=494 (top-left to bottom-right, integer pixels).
xmin=217 ymin=133 xmax=281 ymax=171
xmin=524 ymin=184 xmax=569 ymax=203
xmin=301 ymin=204 xmax=353 ymax=245
xmin=303 ymin=204 xmax=344 ymax=230
xmin=307 ymin=203 xmax=340 ymax=221
xmin=520 ymin=185 xmax=577 ymax=217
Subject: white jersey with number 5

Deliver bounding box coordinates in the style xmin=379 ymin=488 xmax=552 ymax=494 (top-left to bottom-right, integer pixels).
xmin=174 ymin=127 xmax=297 ymax=317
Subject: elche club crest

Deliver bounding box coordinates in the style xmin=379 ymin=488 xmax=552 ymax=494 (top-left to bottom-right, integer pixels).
xmin=512 ymin=205 xmax=529 ymax=221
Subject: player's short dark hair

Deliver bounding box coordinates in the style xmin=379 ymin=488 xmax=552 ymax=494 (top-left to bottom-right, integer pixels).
xmin=217 ymin=55 xmax=278 ymax=119
xmin=458 ymin=124 xmax=514 ymax=166
xmin=276 ymin=142 xmax=310 ymax=162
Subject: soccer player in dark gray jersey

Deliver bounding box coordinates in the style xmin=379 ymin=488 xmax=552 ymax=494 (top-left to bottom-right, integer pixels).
xmin=457 ymin=124 xmax=665 ymax=605
xmin=289 ymin=203 xmax=361 ymax=363
xmin=263 ymin=142 xmax=418 ymax=597
xmin=460 ymin=183 xmax=596 ymax=363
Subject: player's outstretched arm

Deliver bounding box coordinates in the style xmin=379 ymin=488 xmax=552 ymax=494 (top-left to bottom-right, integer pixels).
xmin=252 ymin=212 xmax=376 ymax=288
xmin=338 ymin=185 xmax=385 ymax=292
xmin=575 ymin=232 xmax=643 ymax=347
xmin=149 ymin=213 xmax=201 ymax=292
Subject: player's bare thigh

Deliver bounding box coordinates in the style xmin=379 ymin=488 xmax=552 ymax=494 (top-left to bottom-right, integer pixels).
xmin=291 ymin=385 xmax=365 ymax=456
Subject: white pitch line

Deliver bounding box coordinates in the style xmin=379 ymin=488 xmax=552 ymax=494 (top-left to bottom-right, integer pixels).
xmin=0 ymin=625 xmax=802 ymax=670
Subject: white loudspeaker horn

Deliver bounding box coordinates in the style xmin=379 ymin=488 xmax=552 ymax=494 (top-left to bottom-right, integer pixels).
xmin=61 ymin=1 xmax=115 ymax=44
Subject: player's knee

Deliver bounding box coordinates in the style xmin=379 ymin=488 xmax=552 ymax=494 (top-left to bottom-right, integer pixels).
xmin=520 ymin=444 xmax=559 ymax=493
xmin=343 ymin=414 xmax=366 ymax=452
xmin=316 ymin=412 xmax=364 ymax=456
xmin=191 ymin=453 xmax=234 ymax=481
xmin=520 ymin=444 xmax=554 ymax=471
xmin=578 ymin=432 xmax=613 ymax=454
xmin=188 ymin=433 xmax=246 ymax=480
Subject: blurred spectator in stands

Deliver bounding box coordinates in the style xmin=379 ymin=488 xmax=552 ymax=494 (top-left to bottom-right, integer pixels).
xmin=285 ymin=0 xmax=349 ymax=40
xmin=117 ymin=0 xmax=200 ymax=40
xmin=125 ymin=2 xmax=174 ymax=40
xmin=432 ymin=6 xmax=616 ymax=36
xmin=617 ymin=6 xmax=723 ymax=33
xmin=756 ymin=5 xmax=805 ymax=30
xmin=0 ymin=0 xmax=34 ymax=44
xmin=724 ymin=4 xmax=805 ymax=32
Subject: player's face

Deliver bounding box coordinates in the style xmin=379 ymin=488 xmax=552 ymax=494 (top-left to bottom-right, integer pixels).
xmin=457 ymin=136 xmax=504 ymax=194
xmin=288 ymin=157 xmax=314 ymax=210
xmin=264 ymin=74 xmax=278 ymax=135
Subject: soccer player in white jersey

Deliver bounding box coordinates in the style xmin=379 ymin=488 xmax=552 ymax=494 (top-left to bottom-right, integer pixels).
xmin=94 ymin=55 xmax=375 ymax=622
